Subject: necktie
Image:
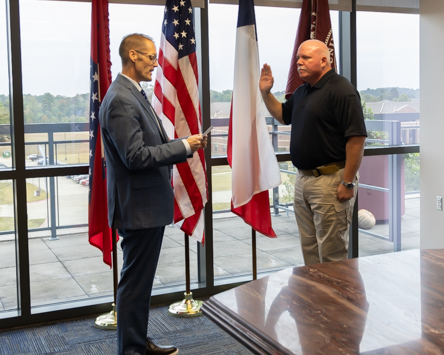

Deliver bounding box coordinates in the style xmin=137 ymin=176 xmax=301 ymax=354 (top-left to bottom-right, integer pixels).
xmin=140 ymin=88 xmax=149 ymax=102
xmin=140 ymin=89 xmax=167 ymax=141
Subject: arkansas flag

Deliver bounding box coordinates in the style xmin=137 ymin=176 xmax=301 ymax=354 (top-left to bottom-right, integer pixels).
xmin=88 ymin=0 xmax=115 ymax=267
xmin=152 ymin=0 xmax=208 ymax=242
xmin=227 ymin=0 xmax=281 ymax=238
xmin=285 ymin=0 xmax=336 ymax=99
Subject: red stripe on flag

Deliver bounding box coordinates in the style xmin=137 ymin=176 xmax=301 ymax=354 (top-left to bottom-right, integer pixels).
xmin=188 ymin=52 xmax=199 ymax=89
xmin=154 ymin=80 xmax=175 ymax=121
xmin=180 ymin=212 xmax=204 ymax=243
xmin=174 ymin=197 xmax=184 ymax=221
xmin=174 ymin=162 xmax=203 ymax=219
xmin=158 ymin=48 xmax=178 ymax=91
xmin=176 ymin=66 xmax=199 ymax=135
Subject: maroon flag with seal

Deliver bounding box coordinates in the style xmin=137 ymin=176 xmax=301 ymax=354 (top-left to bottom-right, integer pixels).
xmin=285 ymin=0 xmax=337 ymax=99
xmin=88 ymin=0 xmax=115 ymax=267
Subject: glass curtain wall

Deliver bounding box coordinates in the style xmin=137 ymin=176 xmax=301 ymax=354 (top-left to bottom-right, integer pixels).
xmin=356 ymin=11 xmax=420 ymax=256
xmin=18 ymin=0 xmax=116 ymax=309
xmin=0 ymin=0 xmax=18 ymax=316
xmin=209 ymin=4 xmax=342 ymax=280
xmin=0 ymin=0 xmax=421 ymax=328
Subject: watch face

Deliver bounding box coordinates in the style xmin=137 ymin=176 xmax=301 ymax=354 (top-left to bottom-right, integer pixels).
xmin=342 ymin=181 xmax=355 ymax=189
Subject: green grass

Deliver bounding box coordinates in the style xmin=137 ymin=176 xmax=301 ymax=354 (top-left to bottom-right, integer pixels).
xmin=0 ymin=182 xmax=48 ymax=204
xmin=0 ymin=217 xmax=45 ymax=231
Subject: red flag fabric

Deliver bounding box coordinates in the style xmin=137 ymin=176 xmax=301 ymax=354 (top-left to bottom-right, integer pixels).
xmin=285 ymin=0 xmax=337 ymax=99
xmin=152 ymin=0 xmax=208 ymax=242
xmin=88 ymin=0 xmax=115 ymax=267
xmin=227 ymin=0 xmax=282 ymax=238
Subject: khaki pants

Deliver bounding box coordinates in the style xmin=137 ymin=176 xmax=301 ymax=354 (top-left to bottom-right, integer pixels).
xmin=293 ymin=169 xmax=358 ymax=266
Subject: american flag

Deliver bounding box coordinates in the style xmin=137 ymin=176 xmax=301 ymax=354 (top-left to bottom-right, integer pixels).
xmin=152 ymin=0 xmax=208 ymax=242
xmin=88 ymin=0 xmax=115 ymax=267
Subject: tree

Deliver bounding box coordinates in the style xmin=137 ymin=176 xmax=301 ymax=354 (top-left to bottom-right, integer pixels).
xmin=361 ymin=101 xmax=374 ymax=120
xmin=42 ymin=93 xmax=55 ymax=116
xmin=394 ymin=94 xmax=411 ymax=102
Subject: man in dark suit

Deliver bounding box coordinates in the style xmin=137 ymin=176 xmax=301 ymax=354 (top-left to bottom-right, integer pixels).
xmin=99 ymin=33 xmax=207 ymax=355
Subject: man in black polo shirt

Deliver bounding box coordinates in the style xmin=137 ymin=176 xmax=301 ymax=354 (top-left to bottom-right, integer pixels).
xmin=260 ymin=39 xmax=367 ymax=266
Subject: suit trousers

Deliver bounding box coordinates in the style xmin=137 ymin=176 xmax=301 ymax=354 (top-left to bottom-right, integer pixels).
xmin=293 ymin=169 xmax=358 ymax=266
xmin=116 ymin=226 xmax=165 ymax=355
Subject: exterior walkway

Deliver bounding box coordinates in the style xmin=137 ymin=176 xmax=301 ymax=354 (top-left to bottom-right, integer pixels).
xmin=0 ymin=196 xmax=420 ymax=312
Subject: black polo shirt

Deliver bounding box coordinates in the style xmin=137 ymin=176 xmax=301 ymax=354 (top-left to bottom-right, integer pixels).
xmin=282 ymin=69 xmax=367 ymax=170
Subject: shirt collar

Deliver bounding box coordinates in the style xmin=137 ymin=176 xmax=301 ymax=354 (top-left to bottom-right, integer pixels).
xmin=119 ymin=73 xmax=142 ymax=92
xmin=310 ymin=68 xmax=336 ymax=90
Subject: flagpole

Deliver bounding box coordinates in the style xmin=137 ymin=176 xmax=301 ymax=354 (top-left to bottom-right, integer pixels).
xmin=252 ymin=229 xmax=257 ymax=280
xmin=94 ymin=228 xmax=118 ymax=329
xmin=168 ymin=233 xmax=203 ymax=317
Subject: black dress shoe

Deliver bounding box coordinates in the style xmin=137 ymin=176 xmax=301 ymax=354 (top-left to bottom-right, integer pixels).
xmin=145 ymin=339 xmax=178 ymax=355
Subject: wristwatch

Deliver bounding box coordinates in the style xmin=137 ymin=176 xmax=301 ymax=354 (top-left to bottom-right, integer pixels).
xmin=341 ymin=180 xmax=356 ymax=189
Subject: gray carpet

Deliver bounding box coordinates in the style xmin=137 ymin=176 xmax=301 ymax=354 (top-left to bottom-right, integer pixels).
xmin=0 ymin=305 xmax=253 ymax=354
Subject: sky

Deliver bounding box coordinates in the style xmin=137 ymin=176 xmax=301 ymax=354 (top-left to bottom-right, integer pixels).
xmin=0 ymin=0 xmax=419 ymax=97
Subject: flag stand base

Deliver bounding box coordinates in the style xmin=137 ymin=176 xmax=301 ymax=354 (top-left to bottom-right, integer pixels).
xmin=94 ymin=303 xmax=117 ymax=330
xmin=168 ymin=292 xmax=203 ymax=317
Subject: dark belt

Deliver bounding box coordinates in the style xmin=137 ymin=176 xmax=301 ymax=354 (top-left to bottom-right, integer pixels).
xmin=298 ymin=161 xmax=346 ymax=177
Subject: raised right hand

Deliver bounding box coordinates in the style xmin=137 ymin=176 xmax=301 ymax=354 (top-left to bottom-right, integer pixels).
xmin=259 ymin=64 xmax=274 ymax=95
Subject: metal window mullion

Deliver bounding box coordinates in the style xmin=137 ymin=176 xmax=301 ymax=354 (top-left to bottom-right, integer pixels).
xmin=195 ymin=2 xmax=213 ymax=288
xmin=340 ymin=1 xmax=359 ymax=258
xmin=6 ymin=0 xmax=31 ymax=316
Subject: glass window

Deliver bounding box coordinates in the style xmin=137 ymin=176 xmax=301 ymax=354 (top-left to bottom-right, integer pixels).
xmin=212 ymin=163 xmax=304 ymax=282
xmin=26 ymin=176 xmax=117 ymax=309
xmin=0 ymin=180 xmax=18 ymax=316
xmin=357 ymin=12 xmax=420 ymax=257
xmin=19 ymin=0 xmax=91 ymax=168
xmin=109 ymin=4 xmax=165 ymax=86
xmin=0 ymin=1 xmax=18 ymax=317
xmin=357 ymin=12 xmax=420 ymax=147
xmin=0 ymin=1 xmax=11 ymax=170
xmin=357 ymin=153 xmax=420 ymax=257
xmin=209 ymin=5 xmax=339 ymax=157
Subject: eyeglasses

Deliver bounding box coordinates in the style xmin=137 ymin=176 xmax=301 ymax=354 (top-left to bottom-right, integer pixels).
xmin=134 ymin=50 xmax=158 ymax=63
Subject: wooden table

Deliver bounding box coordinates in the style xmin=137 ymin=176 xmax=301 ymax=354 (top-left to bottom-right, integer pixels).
xmin=203 ymin=249 xmax=444 ymax=354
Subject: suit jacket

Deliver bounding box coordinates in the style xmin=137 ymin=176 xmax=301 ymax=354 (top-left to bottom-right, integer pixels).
xmin=99 ymin=74 xmax=188 ymax=230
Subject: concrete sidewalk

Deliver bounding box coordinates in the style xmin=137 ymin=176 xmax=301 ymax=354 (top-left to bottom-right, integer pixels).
xmin=0 ymin=197 xmax=420 ymax=312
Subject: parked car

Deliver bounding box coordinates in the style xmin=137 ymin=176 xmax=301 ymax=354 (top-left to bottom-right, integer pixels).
xmin=0 ymin=163 xmax=7 ymax=169
xmin=27 ymin=154 xmax=43 ymax=161
xmin=72 ymin=174 xmax=88 ymax=182
xmin=79 ymin=178 xmax=89 ymax=186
